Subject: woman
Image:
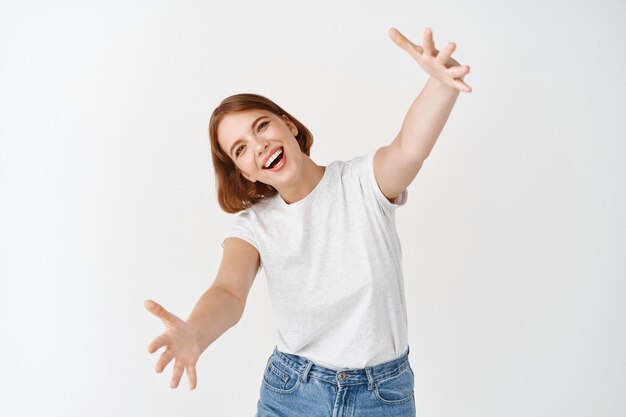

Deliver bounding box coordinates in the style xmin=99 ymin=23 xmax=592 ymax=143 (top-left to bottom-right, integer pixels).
xmin=145 ymin=26 xmax=471 ymax=416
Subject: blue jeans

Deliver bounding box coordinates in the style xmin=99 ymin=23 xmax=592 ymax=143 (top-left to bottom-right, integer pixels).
xmin=255 ymin=346 xmax=416 ymax=417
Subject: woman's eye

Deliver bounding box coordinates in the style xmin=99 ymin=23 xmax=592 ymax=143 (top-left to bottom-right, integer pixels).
xmin=257 ymin=121 xmax=268 ymax=132
xmin=235 ymin=121 xmax=268 ymax=157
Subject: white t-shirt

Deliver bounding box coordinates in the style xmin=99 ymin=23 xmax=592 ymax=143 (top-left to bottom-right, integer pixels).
xmin=222 ymin=147 xmax=409 ymax=370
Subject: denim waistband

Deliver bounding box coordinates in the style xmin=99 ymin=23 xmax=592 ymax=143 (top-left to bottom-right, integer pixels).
xmin=271 ymin=346 xmax=411 ymax=389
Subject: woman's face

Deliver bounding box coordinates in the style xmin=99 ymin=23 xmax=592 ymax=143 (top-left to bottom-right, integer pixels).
xmin=217 ymin=109 xmax=302 ymax=187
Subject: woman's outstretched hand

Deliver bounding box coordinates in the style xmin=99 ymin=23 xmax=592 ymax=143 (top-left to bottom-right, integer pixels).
xmin=145 ymin=299 xmax=202 ymax=390
xmin=389 ymin=26 xmax=472 ymax=93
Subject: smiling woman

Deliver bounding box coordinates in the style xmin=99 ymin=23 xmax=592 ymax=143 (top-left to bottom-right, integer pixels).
xmin=214 ymin=104 xmax=328 ymax=209
xmin=207 ymin=93 xmax=317 ymax=213
xmin=145 ymin=25 xmax=472 ymax=417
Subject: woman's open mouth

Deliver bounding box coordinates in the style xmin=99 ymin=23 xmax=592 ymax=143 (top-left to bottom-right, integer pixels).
xmin=263 ymin=147 xmax=286 ymax=172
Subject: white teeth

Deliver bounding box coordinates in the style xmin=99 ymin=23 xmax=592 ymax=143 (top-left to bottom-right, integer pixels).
xmin=264 ymin=148 xmax=283 ymax=168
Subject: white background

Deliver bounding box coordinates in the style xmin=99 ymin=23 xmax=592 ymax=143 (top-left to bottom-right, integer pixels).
xmin=1 ymin=1 xmax=625 ymax=416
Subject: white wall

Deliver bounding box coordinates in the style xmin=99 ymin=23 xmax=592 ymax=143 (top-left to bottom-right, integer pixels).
xmin=1 ymin=0 xmax=624 ymax=416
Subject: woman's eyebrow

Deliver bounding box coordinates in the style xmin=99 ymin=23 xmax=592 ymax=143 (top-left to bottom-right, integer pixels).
xmin=229 ymin=116 xmax=267 ymax=157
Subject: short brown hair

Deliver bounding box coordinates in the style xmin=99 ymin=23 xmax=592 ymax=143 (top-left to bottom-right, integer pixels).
xmin=208 ymin=93 xmax=315 ymax=213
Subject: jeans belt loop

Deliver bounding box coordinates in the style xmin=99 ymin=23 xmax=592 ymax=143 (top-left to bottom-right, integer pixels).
xmin=365 ymin=366 xmax=375 ymax=391
xmin=301 ymin=360 xmax=313 ymax=383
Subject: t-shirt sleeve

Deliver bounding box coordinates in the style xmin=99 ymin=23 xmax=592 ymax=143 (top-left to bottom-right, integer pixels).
xmin=355 ymin=147 xmax=408 ymax=212
xmin=221 ymin=210 xmax=263 ymax=271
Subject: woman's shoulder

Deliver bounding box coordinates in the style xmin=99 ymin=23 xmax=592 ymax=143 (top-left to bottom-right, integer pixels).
xmin=243 ymin=193 xmax=279 ymax=214
xmin=333 ymin=148 xmax=379 ymax=176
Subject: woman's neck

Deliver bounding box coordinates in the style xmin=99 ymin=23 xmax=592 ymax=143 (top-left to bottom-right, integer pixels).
xmin=276 ymin=155 xmax=325 ymax=205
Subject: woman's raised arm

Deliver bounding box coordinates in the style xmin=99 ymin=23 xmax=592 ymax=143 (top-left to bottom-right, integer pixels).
xmin=373 ymin=26 xmax=473 ymax=201
xmin=145 ymin=237 xmax=260 ymax=389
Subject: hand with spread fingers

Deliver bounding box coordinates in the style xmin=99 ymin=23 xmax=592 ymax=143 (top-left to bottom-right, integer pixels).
xmin=389 ymin=26 xmax=472 ymax=93
xmin=145 ymin=299 xmax=202 ymax=390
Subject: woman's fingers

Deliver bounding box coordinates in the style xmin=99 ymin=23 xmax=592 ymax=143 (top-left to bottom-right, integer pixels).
xmin=145 ymin=299 xmax=175 ymax=326
xmin=147 ymin=333 xmax=169 ymax=354
xmin=388 ymin=27 xmax=423 ymax=60
xmin=186 ymin=365 xmax=197 ymax=390
xmin=155 ymin=348 xmax=174 ymax=373
xmin=171 ymin=359 xmax=185 ymax=388
xmin=145 ymin=299 xmax=199 ymax=389
xmin=422 ymin=27 xmax=436 ymax=56
xmin=436 ymin=42 xmax=456 ymax=66
xmin=448 ymin=65 xmax=470 ymax=79
xmin=451 ymin=78 xmax=472 ymax=93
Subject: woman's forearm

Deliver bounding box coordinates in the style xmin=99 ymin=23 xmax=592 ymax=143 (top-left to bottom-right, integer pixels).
xmin=397 ymin=76 xmax=461 ymax=161
xmin=185 ymin=286 xmax=245 ymax=353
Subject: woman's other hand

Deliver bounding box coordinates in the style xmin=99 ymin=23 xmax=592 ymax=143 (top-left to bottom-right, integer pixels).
xmin=389 ymin=26 xmax=472 ymax=93
xmin=144 ymin=299 xmax=202 ymax=390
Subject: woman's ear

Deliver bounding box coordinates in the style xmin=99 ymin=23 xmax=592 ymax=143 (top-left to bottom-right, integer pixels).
xmin=282 ymin=115 xmax=298 ymax=137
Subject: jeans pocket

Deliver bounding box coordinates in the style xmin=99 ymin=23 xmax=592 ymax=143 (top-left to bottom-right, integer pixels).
xmin=262 ymin=355 xmax=302 ymax=394
xmin=373 ymin=364 xmax=415 ymax=405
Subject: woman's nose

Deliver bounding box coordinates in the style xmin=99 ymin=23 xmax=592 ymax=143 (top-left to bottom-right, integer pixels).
xmin=256 ymin=141 xmax=270 ymax=155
